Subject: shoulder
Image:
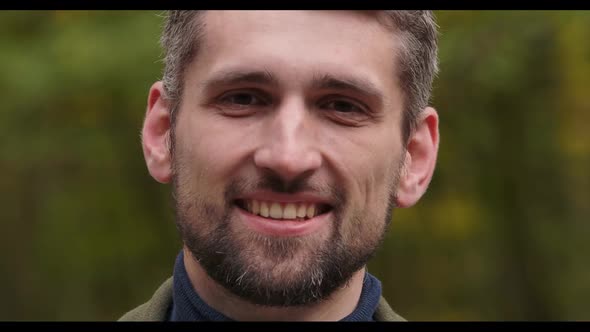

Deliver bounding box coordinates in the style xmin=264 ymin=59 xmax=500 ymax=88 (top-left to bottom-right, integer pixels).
xmin=117 ymin=277 xmax=404 ymax=321
xmin=118 ymin=277 xmax=174 ymax=321
xmin=374 ymin=296 xmax=407 ymax=322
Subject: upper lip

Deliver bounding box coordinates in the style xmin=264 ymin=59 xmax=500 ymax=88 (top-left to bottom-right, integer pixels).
xmin=236 ymin=191 xmax=333 ymax=206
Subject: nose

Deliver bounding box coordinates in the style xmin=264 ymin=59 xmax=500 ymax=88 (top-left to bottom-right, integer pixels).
xmin=253 ymin=99 xmax=322 ymax=183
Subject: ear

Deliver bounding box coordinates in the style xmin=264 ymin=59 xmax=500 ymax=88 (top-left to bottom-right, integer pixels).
xmin=395 ymin=107 xmax=439 ymax=208
xmin=141 ymin=81 xmax=173 ymax=184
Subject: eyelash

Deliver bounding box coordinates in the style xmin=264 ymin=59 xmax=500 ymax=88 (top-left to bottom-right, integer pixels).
xmin=214 ymin=91 xmax=372 ymax=125
xmin=319 ymin=97 xmax=367 ymax=114
xmin=217 ymin=90 xmax=271 ymax=109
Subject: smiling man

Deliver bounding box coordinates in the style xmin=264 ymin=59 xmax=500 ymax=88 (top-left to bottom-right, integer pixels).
xmin=120 ymin=10 xmax=439 ymax=321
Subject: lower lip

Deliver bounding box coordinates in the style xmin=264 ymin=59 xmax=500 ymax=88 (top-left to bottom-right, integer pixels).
xmin=235 ymin=206 xmax=330 ymax=237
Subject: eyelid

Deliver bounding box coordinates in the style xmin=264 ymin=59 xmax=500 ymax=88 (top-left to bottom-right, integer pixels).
xmin=316 ymin=94 xmax=381 ymax=127
xmin=217 ymin=89 xmax=272 ymax=105
xmin=319 ymin=95 xmax=371 ymax=113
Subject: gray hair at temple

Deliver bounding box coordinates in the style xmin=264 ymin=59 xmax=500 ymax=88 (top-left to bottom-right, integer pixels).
xmin=159 ymin=10 xmax=439 ymax=145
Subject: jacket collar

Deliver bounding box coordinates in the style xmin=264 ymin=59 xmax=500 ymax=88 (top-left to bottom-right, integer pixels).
xmin=119 ymin=277 xmax=406 ymax=322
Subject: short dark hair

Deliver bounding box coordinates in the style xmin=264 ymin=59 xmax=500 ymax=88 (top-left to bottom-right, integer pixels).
xmin=160 ymin=10 xmax=439 ymax=144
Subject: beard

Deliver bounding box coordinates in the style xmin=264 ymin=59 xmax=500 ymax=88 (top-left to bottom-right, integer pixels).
xmin=172 ymin=164 xmax=401 ymax=307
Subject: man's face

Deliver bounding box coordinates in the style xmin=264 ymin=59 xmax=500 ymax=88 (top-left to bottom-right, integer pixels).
xmin=172 ymin=11 xmax=406 ymax=306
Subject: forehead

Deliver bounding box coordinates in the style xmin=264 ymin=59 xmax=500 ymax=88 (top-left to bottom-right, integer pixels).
xmin=190 ymin=11 xmax=401 ymax=97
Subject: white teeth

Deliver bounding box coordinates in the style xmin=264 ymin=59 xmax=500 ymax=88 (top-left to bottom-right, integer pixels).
xmin=269 ymin=203 xmax=282 ymax=219
xmin=252 ymin=200 xmax=260 ymax=215
xmin=296 ymin=204 xmax=307 ymax=218
xmin=242 ymin=200 xmax=323 ymax=220
xmin=260 ymin=201 xmax=270 ymax=217
xmin=283 ymin=203 xmax=297 ymax=219
xmin=306 ymin=205 xmax=316 ymax=219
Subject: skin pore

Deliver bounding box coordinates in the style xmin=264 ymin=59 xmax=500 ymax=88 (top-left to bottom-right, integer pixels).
xmin=142 ymin=10 xmax=439 ymax=321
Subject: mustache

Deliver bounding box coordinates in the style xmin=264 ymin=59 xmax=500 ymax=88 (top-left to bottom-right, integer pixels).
xmin=224 ymin=170 xmax=345 ymax=206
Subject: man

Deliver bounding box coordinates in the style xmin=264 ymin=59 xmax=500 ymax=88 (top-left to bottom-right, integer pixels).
xmin=120 ymin=10 xmax=439 ymax=321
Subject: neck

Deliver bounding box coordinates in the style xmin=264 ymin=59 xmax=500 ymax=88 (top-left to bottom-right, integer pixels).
xmin=182 ymin=247 xmax=365 ymax=321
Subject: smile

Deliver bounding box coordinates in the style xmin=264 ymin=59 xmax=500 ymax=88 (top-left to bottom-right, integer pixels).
xmin=235 ymin=199 xmax=332 ymax=221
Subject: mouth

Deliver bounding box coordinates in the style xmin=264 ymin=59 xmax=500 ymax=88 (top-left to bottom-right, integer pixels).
xmin=234 ymin=199 xmax=332 ymax=221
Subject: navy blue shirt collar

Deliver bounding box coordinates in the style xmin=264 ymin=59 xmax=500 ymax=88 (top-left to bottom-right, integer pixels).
xmin=169 ymin=250 xmax=382 ymax=321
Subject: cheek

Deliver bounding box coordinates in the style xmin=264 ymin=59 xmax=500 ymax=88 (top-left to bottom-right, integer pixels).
xmin=338 ymin=160 xmax=398 ymax=249
xmin=337 ymin=144 xmax=400 ymax=206
xmin=174 ymin=110 xmax=259 ymax=196
xmin=178 ymin=111 xmax=233 ymax=166
xmin=173 ymin=114 xmax=223 ymax=197
xmin=331 ymin=134 xmax=401 ymax=233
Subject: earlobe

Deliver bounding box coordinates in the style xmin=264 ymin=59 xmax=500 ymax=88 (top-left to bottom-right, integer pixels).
xmin=141 ymin=81 xmax=173 ymax=184
xmin=395 ymin=107 xmax=439 ymax=208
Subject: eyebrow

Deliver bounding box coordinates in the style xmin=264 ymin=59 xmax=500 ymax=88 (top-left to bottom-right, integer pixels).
xmin=311 ymin=73 xmax=384 ymax=106
xmin=200 ymin=68 xmax=384 ymax=106
xmin=200 ymin=69 xmax=279 ymax=90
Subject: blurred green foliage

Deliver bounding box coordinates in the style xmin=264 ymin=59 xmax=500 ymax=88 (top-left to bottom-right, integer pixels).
xmin=1 ymin=10 xmax=589 ymax=321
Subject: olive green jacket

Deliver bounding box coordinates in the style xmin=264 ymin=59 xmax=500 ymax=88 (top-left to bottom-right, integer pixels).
xmin=119 ymin=277 xmax=406 ymax=322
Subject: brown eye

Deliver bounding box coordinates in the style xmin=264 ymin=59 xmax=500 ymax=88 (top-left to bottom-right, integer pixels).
xmin=319 ymin=97 xmax=373 ymax=127
xmin=224 ymin=92 xmax=261 ymax=106
xmin=212 ymin=90 xmax=271 ymax=117
xmin=221 ymin=92 xmax=265 ymax=107
xmin=323 ymin=100 xmax=363 ymax=113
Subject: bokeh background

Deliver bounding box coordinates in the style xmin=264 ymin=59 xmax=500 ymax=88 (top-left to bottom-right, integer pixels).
xmin=1 ymin=10 xmax=589 ymax=321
